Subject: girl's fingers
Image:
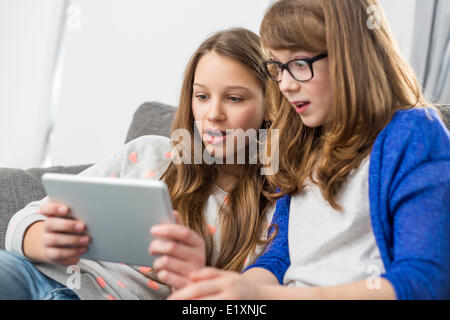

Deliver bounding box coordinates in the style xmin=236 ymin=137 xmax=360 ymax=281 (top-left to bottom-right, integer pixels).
xmin=44 ymin=217 xmax=85 ymax=234
xmin=42 ymin=232 xmax=90 ymax=248
xmin=189 ymin=267 xmax=223 ymax=281
xmin=44 ymin=247 xmax=86 ymax=263
xmin=151 ymin=224 xmax=204 ymax=248
xmin=149 ymin=238 xmax=204 ymax=264
xmin=39 ymin=201 xmax=70 ymax=217
xmin=155 ymin=269 xmax=190 ymax=289
xmin=168 ymin=269 xmax=243 ymax=300
xmin=195 ymin=293 xmax=227 ymax=300
xmin=167 ymin=278 xmax=222 ymax=300
xmin=153 ymin=255 xmax=200 ymax=278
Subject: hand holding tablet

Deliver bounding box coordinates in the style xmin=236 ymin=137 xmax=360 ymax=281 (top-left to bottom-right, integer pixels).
xmin=38 ymin=198 xmax=90 ymax=266
xmin=41 ymin=173 xmax=175 ymax=267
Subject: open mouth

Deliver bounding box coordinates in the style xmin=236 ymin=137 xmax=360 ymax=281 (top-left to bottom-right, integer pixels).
xmin=293 ymin=101 xmax=311 ymax=114
xmin=205 ymin=129 xmax=228 ymax=144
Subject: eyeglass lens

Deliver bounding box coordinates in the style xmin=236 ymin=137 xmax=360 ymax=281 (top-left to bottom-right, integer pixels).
xmin=266 ymin=60 xmax=312 ymax=82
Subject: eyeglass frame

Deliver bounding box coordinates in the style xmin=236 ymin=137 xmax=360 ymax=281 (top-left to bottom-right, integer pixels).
xmin=263 ymin=53 xmax=328 ymax=82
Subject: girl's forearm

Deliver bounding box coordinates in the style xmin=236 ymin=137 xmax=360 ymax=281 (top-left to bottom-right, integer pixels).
xmin=258 ymin=278 xmax=396 ymax=300
xmin=23 ymin=221 xmax=47 ymax=262
xmin=242 ymin=267 xmax=279 ymax=285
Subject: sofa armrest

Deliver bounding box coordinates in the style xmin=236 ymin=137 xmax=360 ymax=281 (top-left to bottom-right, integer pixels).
xmin=0 ymin=165 xmax=91 ymax=250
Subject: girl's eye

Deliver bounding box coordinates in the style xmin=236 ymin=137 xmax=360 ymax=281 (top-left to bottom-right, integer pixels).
xmin=228 ymin=96 xmax=243 ymax=103
xmin=291 ymin=60 xmax=308 ymax=70
xmin=196 ymin=94 xmax=208 ymax=101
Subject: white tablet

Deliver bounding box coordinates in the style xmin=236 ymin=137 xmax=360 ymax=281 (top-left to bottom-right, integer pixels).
xmin=41 ymin=173 xmax=174 ymax=267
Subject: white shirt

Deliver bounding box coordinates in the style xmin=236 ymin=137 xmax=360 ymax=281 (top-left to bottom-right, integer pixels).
xmin=284 ymin=156 xmax=386 ymax=287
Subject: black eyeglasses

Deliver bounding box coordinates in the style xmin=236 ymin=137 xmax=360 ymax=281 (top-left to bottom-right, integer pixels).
xmin=263 ymin=53 xmax=328 ymax=82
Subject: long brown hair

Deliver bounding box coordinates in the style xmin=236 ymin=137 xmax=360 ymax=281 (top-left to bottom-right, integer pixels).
xmin=161 ymin=28 xmax=276 ymax=271
xmin=261 ymin=0 xmax=432 ymax=209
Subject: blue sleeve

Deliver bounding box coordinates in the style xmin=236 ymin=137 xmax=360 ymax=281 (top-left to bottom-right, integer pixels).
xmin=242 ymin=194 xmax=291 ymax=284
xmin=376 ymin=109 xmax=450 ymax=299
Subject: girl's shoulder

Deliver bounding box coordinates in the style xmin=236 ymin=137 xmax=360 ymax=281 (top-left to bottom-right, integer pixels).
xmin=120 ymin=135 xmax=173 ymax=178
xmin=376 ymin=107 xmax=449 ymax=153
xmin=388 ymin=107 xmax=447 ymax=135
xmin=127 ymin=134 xmax=171 ymax=147
xmin=370 ymin=107 xmax=450 ymax=189
xmin=125 ymin=135 xmax=172 ymax=160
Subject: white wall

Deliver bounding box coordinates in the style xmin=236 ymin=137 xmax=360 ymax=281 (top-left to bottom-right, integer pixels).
xmin=48 ymin=0 xmax=271 ymax=168
xmin=378 ymin=0 xmax=417 ymax=62
xmin=0 ymin=0 xmax=63 ymax=169
xmin=0 ymin=0 xmax=418 ymax=169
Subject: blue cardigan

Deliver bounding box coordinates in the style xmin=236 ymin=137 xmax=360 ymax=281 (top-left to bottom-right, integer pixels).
xmin=246 ymin=108 xmax=450 ymax=300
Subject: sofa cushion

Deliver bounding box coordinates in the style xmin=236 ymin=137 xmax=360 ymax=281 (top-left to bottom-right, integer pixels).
xmin=0 ymin=102 xmax=176 ymax=249
xmin=437 ymin=104 xmax=450 ymax=129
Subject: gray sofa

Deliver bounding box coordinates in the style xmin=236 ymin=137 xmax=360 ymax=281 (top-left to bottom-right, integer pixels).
xmin=0 ymin=101 xmax=176 ymax=249
xmin=0 ymin=103 xmax=449 ymax=250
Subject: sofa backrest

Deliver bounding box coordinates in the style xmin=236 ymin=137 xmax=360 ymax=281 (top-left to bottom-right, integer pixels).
xmin=436 ymin=104 xmax=450 ymax=129
xmin=125 ymin=101 xmax=176 ymax=143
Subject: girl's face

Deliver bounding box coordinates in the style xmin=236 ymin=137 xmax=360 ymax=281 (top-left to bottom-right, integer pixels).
xmin=270 ymin=49 xmax=333 ymax=128
xmin=192 ymin=51 xmax=266 ymax=159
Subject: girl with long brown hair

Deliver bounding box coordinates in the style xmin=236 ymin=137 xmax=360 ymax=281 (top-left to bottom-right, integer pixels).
xmin=169 ymin=0 xmax=450 ymax=300
xmin=0 ymin=28 xmax=278 ymax=300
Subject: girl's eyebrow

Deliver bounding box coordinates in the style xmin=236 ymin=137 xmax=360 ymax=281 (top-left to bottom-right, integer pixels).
xmin=193 ymin=83 xmax=251 ymax=92
xmin=226 ymin=86 xmax=251 ymax=92
xmin=193 ymin=83 xmax=207 ymax=89
xmin=269 ymin=53 xmax=311 ymax=61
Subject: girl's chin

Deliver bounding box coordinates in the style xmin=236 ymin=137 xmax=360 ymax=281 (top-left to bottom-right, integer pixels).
xmin=299 ymin=114 xmax=326 ymax=128
xmin=204 ymin=145 xmax=226 ymax=158
xmin=204 ymin=145 xmax=245 ymax=162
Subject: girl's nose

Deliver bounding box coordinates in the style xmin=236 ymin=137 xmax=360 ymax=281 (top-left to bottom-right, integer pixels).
xmin=207 ymin=99 xmax=226 ymax=122
xmin=278 ymin=69 xmax=301 ymax=95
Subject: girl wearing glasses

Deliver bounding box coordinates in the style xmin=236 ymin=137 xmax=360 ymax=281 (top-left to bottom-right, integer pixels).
xmin=0 ymin=28 xmax=279 ymax=300
xmin=169 ymin=0 xmax=450 ymax=300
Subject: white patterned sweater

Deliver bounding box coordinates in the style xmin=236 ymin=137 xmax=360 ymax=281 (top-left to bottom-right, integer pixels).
xmin=6 ymin=135 xmax=274 ymax=300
